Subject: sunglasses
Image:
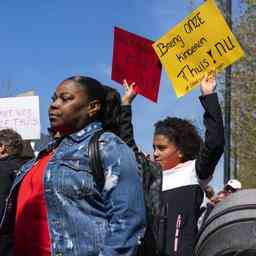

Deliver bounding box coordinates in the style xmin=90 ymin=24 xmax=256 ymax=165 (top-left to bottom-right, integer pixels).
xmin=225 ymin=186 xmax=237 ymax=193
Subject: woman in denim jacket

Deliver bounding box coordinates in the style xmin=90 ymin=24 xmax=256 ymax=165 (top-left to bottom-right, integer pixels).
xmin=0 ymin=76 xmax=146 ymax=256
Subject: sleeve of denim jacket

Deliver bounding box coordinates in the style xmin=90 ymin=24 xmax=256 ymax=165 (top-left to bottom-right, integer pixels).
xmin=99 ymin=132 xmax=146 ymax=256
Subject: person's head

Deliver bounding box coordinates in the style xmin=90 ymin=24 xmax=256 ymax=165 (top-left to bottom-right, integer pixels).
xmin=0 ymin=129 xmax=23 ymax=158
xmin=212 ymin=190 xmax=228 ymax=204
xmin=48 ymin=76 xmax=121 ymax=136
xmin=153 ymin=117 xmax=202 ymax=170
xmin=224 ymin=179 xmax=242 ymax=194
xmin=205 ymin=185 xmax=215 ymax=200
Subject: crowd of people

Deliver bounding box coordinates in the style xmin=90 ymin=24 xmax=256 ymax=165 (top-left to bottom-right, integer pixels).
xmin=198 ymin=179 xmax=242 ymax=228
xmin=204 ymin=179 xmax=242 ymax=210
xmin=0 ymin=73 xmax=237 ymax=256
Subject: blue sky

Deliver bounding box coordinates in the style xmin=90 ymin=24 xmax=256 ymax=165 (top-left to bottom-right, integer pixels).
xmin=0 ymin=0 xmax=228 ymax=190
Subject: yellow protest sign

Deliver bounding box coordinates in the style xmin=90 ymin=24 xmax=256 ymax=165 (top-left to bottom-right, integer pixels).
xmin=152 ymin=0 xmax=244 ymax=97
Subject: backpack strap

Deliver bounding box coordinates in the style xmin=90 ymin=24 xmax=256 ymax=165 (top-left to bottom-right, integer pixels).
xmin=88 ymin=130 xmax=105 ymax=191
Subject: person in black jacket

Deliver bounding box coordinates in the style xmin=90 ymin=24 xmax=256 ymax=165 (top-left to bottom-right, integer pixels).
xmin=0 ymin=129 xmax=26 ymax=256
xmin=0 ymin=129 xmax=25 ymax=218
xmin=120 ymin=73 xmax=224 ymax=256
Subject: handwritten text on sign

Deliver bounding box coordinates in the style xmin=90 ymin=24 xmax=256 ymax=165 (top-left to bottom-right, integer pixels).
xmin=112 ymin=27 xmax=162 ymax=102
xmin=153 ymin=0 xmax=244 ymax=97
xmin=0 ymin=96 xmax=40 ymax=140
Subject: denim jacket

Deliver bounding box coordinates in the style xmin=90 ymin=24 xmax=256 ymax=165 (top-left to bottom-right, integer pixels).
xmin=0 ymin=122 xmax=146 ymax=256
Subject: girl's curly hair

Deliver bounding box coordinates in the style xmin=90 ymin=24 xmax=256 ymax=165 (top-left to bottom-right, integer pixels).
xmin=154 ymin=117 xmax=203 ymax=162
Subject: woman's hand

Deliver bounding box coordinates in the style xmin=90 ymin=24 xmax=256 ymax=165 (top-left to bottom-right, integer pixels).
xmin=200 ymin=72 xmax=217 ymax=96
xmin=121 ymin=79 xmax=138 ymax=105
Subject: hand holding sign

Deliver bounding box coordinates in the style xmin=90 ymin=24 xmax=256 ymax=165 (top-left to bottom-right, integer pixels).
xmin=112 ymin=27 xmax=162 ymax=102
xmin=122 ymin=79 xmax=137 ymax=106
xmin=200 ymin=72 xmax=217 ymax=96
xmin=153 ymin=0 xmax=244 ymax=97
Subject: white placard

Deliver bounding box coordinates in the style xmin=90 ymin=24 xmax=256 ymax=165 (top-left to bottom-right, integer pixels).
xmin=0 ymin=96 xmax=40 ymax=140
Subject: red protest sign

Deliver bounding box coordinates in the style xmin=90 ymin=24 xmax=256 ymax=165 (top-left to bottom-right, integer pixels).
xmin=111 ymin=27 xmax=162 ymax=102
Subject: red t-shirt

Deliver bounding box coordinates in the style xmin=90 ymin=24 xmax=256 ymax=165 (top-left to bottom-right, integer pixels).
xmin=14 ymin=152 xmax=53 ymax=256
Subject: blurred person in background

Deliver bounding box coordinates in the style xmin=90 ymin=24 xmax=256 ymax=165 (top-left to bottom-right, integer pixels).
xmin=0 ymin=129 xmax=27 ymax=256
xmin=205 ymin=185 xmax=215 ymax=203
xmin=224 ymin=179 xmax=242 ymax=194
xmin=0 ymin=129 xmax=25 ymax=219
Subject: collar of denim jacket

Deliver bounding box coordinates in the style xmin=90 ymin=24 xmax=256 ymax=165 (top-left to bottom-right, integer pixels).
xmin=67 ymin=121 xmax=103 ymax=142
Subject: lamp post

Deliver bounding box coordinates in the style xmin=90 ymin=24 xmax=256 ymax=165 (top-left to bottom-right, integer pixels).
xmin=224 ymin=0 xmax=232 ymax=184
